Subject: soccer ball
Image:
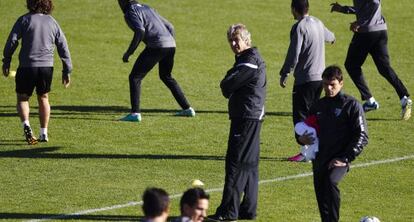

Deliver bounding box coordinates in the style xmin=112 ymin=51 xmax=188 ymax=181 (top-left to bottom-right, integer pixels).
xmin=360 ymin=216 xmax=380 ymax=222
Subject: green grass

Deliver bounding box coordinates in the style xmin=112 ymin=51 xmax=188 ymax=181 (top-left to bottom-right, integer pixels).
xmin=1 ymin=0 xmax=413 ymax=221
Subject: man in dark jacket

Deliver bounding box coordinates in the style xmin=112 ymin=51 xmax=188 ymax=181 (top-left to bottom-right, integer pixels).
xmin=300 ymin=65 xmax=368 ymax=222
xmin=209 ymin=24 xmax=266 ymax=221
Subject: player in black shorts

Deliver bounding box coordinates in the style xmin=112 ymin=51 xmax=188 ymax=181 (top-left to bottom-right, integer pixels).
xmin=2 ymin=0 xmax=72 ymax=144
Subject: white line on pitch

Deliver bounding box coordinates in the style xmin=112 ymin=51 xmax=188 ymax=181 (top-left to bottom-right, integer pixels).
xmin=27 ymin=154 xmax=414 ymax=222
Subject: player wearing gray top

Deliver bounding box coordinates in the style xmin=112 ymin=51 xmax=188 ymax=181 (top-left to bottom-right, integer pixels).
xmin=118 ymin=0 xmax=194 ymax=122
xmin=280 ymin=0 xmax=335 ymax=162
xmin=331 ymin=0 xmax=412 ymax=120
xmin=2 ymin=0 xmax=72 ymax=144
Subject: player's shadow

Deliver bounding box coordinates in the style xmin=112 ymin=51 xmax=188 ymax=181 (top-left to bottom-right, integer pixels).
xmin=0 ymin=147 xmax=282 ymax=161
xmin=0 ymin=212 xmax=142 ymax=221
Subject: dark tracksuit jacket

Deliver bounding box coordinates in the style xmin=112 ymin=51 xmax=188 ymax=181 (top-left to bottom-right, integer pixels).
xmin=309 ymin=91 xmax=368 ymax=222
xmin=216 ymin=47 xmax=266 ymax=219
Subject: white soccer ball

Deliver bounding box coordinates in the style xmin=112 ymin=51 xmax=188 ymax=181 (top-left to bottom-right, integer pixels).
xmin=360 ymin=216 xmax=380 ymax=222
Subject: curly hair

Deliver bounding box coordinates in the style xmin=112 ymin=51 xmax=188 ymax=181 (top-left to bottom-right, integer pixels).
xmin=26 ymin=0 xmax=54 ymax=14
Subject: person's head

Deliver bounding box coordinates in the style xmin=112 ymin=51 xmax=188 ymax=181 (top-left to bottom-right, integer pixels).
xmin=180 ymin=188 xmax=210 ymax=222
xmin=227 ymin=23 xmax=252 ymax=55
xmin=26 ymin=0 xmax=53 ymax=14
xmin=322 ymin=65 xmax=344 ymax=98
xmin=291 ymin=0 xmax=309 ymax=19
xmin=142 ymin=187 xmax=170 ymax=220
xmin=118 ymin=0 xmax=138 ymax=13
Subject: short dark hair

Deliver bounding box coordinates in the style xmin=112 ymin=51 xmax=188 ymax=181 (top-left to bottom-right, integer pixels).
xmin=180 ymin=188 xmax=210 ymax=214
xmin=291 ymin=0 xmax=309 ymax=15
xmin=26 ymin=0 xmax=53 ymax=14
xmin=142 ymin=187 xmax=170 ymax=218
xmin=322 ymin=65 xmax=344 ymax=82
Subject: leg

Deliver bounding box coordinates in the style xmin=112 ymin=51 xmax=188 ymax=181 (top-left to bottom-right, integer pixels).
xmin=129 ymin=47 xmax=162 ymax=113
xmin=292 ymin=81 xmax=322 ymax=126
xmin=313 ymin=165 xmax=348 ymax=222
xmin=158 ymin=48 xmax=190 ymax=110
xmin=370 ymin=30 xmax=410 ymax=99
xmin=239 ymin=121 xmax=261 ymax=219
xmin=344 ymin=33 xmax=372 ymax=101
xmin=216 ymin=120 xmax=260 ymax=220
xmin=17 ymin=93 xmax=30 ymax=123
xmin=37 ymin=93 xmax=50 ymax=129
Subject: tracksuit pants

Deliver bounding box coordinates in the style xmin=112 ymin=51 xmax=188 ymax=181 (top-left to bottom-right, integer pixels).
xmin=215 ymin=119 xmax=262 ymax=220
xmin=292 ymin=81 xmax=322 ymax=125
xmin=129 ymin=47 xmax=190 ymax=113
xmin=313 ymin=164 xmax=349 ymax=222
xmin=344 ymin=30 xmax=410 ymax=101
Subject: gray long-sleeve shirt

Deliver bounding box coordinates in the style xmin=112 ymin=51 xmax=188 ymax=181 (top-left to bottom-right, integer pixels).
xmin=3 ymin=13 xmax=72 ymax=75
xmin=280 ymin=15 xmax=335 ymax=85
xmin=338 ymin=0 xmax=387 ymax=33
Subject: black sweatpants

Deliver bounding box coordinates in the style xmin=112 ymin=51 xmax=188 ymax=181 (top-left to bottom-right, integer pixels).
xmin=292 ymin=81 xmax=322 ymax=125
xmin=344 ymin=30 xmax=410 ymax=101
xmin=215 ymin=119 xmax=262 ymax=220
xmin=313 ymin=165 xmax=348 ymax=222
xmin=129 ymin=47 xmax=190 ymax=113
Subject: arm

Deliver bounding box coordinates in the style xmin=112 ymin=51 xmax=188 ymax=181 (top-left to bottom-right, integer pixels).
xmin=343 ymin=101 xmax=369 ymax=162
xmin=220 ymin=60 xmax=259 ymax=98
xmin=2 ymin=18 xmax=22 ymax=76
xmin=55 ymin=23 xmax=72 ymax=88
xmin=279 ymin=24 xmax=303 ymax=87
xmin=123 ymin=29 xmax=144 ymax=62
xmin=324 ymin=26 xmax=336 ymax=44
xmin=330 ymin=2 xmax=356 ymax=14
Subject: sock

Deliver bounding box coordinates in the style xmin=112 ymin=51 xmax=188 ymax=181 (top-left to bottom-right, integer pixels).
xmin=40 ymin=128 xmax=48 ymax=136
xmin=22 ymin=120 xmax=30 ymax=128
xmin=368 ymin=97 xmax=376 ymax=104
xmin=131 ymin=113 xmax=140 ymax=117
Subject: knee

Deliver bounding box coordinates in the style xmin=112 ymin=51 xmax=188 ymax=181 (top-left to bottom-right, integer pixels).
xmin=37 ymin=94 xmax=49 ymax=103
xmin=17 ymin=93 xmax=30 ymax=102
xmin=159 ymin=74 xmax=173 ymax=83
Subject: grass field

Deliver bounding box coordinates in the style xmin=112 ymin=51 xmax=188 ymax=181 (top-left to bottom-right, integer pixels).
xmin=1 ymin=0 xmax=413 ymax=221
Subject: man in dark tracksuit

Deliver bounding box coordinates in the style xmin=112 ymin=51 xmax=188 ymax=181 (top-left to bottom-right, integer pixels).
xmin=300 ymin=65 xmax=368 ymax=222
xmin=118 ymin=0 xmax=194 ymax=122
xmin=330 ymin=0 xmax=412 ymax=120
xmin=210 ymin=24 xmax=266 ymax=221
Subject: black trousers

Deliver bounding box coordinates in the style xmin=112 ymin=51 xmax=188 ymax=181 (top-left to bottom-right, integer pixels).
xmin=292 ymin=81 xmax=322 ymax=125
xmin=129 ymin=47 xmax=190 ymax=113
xmin=215 ymin=119 xmax=262 ymax=219
xmin=313 ymin=165 xmax=348 ymax=222
xmin=344 ymin=30 xmax=409 ymax=101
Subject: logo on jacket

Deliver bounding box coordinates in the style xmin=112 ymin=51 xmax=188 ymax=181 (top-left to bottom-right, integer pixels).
xmin=334 ymin=108 xmax=342 ymax=117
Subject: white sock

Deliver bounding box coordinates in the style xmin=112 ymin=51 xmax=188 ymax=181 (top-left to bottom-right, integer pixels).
xmin=40 ymin=128 xmax=48 ymax=136
xmin=368 ymin=97 xmax=376 ymax=104
xmin=131 ymin=113 xmax=140 ymax=117
xmin=22 ymin=120 xmax=30 ymax=127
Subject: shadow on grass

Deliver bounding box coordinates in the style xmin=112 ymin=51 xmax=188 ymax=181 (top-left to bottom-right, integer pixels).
xmin=0 ymin=212 xmax=142 ymax=221
xmin=0 ymin=147 xmax=284 ymax=161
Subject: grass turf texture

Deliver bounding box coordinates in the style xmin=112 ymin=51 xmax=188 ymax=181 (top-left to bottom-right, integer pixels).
xmin=1 ymin=0 xmax=413 ymax=221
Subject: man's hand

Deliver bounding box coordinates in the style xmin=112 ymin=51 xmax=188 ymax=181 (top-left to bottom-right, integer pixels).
xmin=122 ymin=52 xmax=130 ymax=63
xmin=280 ymin=74 xmax=289 ymax=88
xmin=62 ymin=74 xmax=70 ymax=88
xmin=328 ymin=158 xmax=347 ymax=169
xmin=330 ymin=2 xmax=342 ymax=12
xmin=349 ymin=21 xmax=360 ymax=32
xmin=298 ymin=131 xmax=315 ymax=145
